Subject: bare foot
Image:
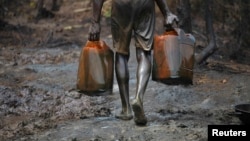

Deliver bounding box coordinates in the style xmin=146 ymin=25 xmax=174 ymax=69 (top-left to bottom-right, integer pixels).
xmin=131 ymin=99 xmax=147 ymax=125
xmin=115 ymin=111 xmax=133 ymax=120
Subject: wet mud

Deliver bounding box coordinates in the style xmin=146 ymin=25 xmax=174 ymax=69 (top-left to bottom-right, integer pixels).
xmin=1 ymin=0 xmax=250 ymax=141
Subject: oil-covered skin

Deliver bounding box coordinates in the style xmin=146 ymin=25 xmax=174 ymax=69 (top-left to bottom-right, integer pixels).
xmin=88 ymin=0 xmax=178 ymax=125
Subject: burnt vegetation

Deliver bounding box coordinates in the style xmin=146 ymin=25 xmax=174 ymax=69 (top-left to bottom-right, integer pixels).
xmin=1 ymin=0 xmax=249 ymax=64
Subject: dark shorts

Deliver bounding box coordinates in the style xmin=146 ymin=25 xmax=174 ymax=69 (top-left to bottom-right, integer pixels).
xmin=111 ymin=0 xmax=155 ymax=55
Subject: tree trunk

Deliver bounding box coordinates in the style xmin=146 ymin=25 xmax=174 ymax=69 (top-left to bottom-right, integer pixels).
xmin=177 ymin=0 xmax=192 ymax=33
xmin=195 ymin=0 xmax=217 ymax=64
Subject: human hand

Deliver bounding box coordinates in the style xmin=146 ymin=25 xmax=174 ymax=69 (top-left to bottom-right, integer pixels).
xmin=164 ymin=13 xmax=179 ymax=31
xmin=88 ymin=21 xmax=101 ymax=41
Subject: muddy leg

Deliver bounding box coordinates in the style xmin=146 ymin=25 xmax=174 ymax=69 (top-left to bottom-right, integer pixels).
xmin=36 ymin=0 xmax=44 ymax=19
xmin=115 ymin=53 xmax=133 ymax=120
xmin=132 ymin=48 xmax=151 ymax=125
xmin=51 ymin=0 xmax=60 ymax=11
xmin=35 ymin=0 xmax=55 ymax=21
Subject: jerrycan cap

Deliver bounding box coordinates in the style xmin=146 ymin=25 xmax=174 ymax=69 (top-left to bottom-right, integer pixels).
xmin=175 ymin=28 xmax=196 ymax=44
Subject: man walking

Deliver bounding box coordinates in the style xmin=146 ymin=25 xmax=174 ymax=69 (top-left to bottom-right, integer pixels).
xmin=88 ymin=0 xmax=178 ymax=125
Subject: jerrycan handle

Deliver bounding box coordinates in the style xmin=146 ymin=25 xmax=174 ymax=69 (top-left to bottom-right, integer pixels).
xmin=164 ymin=20 xmax=179 ymax=36
xmin=86 ymin=40 xmax=104 ymax=49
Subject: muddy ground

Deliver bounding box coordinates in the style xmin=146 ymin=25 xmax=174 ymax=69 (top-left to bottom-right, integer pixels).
xmin=1 ymin=0 xmax=250 ymax=141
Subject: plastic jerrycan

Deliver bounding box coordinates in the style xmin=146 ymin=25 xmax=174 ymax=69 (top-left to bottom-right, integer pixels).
xmin=177 ymin=29 xmax=195 ymax=84
xmin=152 ymin=28 xmax=195 ymax=85
xmin=152 ymin=29 xmax=180 ymax=84
xmin=77 ymin=40 xmax=114 ymax=96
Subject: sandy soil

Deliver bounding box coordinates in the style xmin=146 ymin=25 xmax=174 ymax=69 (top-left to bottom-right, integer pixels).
xmin=0 ymin=0 xmax=250 ymax=141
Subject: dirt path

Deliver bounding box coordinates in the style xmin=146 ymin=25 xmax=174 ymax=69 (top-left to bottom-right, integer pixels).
xmin=1 ymin=39 xmax=249 ymax=140
xmin=1 ymin=0 xmax=250 ymax=141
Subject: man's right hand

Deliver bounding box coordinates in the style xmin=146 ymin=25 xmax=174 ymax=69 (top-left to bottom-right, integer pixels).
xmin=88 ymin=21 xmax=101 ymax=41
xmin=164 ymin=13 xmax=179 ymax=31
